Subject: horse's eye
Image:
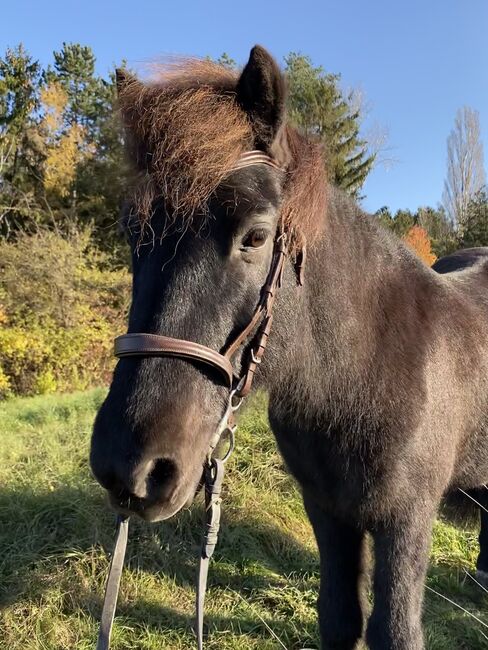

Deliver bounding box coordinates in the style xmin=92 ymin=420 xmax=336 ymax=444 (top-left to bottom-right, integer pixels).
xmin=242 ymin=228 xmax=268 ymax=249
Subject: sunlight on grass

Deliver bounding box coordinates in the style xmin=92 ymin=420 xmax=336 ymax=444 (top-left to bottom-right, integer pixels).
xmin=0 ymin=389 xmax=486 ymax=649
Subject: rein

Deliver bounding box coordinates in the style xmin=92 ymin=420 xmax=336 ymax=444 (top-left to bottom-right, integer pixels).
xmin=96 ymin=151 xmax=295 ymax=649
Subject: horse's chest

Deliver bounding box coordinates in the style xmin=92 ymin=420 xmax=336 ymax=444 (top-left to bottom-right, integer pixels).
xmin=268 ymin=409 xmax=389 ymax=522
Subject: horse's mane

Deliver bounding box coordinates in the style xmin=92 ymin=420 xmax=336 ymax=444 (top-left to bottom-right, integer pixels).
xmin=118 ymin=58 xmax=327 ymax=251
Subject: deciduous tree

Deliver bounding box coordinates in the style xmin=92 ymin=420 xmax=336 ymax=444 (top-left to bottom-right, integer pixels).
xmin=403 ymin=225 xmax=437 ymax=266
xmin=442 ymin=106 xmax=486 ymax=233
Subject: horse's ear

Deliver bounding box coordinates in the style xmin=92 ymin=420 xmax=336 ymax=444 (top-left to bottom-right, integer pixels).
xmin=115 ymin=68 xmax=140 ymax=97
xmin=236 ymin=45 xmax=286 ymax=150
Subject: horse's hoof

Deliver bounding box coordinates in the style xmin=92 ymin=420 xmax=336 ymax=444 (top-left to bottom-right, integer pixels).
xmin=475 ymin=570 xmax=488 ymax=589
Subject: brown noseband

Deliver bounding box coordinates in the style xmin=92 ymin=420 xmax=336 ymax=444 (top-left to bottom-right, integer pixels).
xmin=114 ymin=333 xmax=235 ymax=387
xmin=97 ymin=151 xmax=301 ymax=650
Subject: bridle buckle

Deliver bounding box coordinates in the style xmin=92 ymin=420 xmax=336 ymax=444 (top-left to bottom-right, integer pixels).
xmin=250 ymin=348 xmax=262 ymax=365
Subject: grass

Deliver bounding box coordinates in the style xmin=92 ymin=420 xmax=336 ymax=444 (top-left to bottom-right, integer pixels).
xmin=0 ymin=389 xmax=486 ymax=649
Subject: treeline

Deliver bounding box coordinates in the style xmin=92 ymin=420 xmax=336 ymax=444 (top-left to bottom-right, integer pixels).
xmin=0 ymin=42 xmax=486 ymax=397
xmin=0 ymin=43 xmax=375 ymax=247
xmin=0 ymin=43 xmax=125 ymax=248
xmin=376 ymin=192 xmax=488 ymax=260
xmin=0 ymin=42 xmax=376 ymax=397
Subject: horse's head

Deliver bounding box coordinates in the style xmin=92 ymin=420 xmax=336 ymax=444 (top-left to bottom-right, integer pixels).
xmin=90 ymin=46 xmax=325 ymax=521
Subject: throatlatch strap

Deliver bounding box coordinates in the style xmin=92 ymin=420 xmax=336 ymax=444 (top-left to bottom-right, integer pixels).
xmin=96 ymin=516 xmax=129 ymax=650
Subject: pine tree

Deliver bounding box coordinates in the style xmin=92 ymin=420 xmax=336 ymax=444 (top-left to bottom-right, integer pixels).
xmin=0 ymin=45 xmax=44 ymax=234
xmin=48 ymin=43 xmax=104 ymax=131
xmin=285 ymin=53 xmax=375 ymax=197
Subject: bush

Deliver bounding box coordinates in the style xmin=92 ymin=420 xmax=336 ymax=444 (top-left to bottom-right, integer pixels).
xmin=0 ymin=227 xmax=130 ymax=397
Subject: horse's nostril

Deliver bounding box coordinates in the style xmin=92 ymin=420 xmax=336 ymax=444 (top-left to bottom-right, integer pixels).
xmin=148 ymin=458 xmax=176 ymax=487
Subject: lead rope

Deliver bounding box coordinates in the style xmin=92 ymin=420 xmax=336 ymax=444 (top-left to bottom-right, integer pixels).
xmin=95 ymin=460 xmax=228 ymax=650
xmin=196 ymin=458 xmax=225 ymax=649
xmin=96 ymin=515 xmax=129 ymax=650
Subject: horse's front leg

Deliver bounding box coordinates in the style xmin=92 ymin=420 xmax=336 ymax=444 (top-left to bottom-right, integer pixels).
xmin=476 ymin=488 xmax=488 ymax=587
xmin=367 ymin=504 xmax=436 ymax=650
xmin=304 ymin=494 xmax=366 ymax=650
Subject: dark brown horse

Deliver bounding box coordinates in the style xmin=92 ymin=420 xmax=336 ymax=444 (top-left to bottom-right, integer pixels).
xmin=90 ymin=46 xmax=488 ymax=649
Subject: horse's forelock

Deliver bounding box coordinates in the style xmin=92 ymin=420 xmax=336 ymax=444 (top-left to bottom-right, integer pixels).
xmin=118 ymin=58 xmax=327 ymax=251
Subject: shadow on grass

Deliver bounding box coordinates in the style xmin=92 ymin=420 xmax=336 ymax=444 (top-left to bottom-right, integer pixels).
xmin=423 ymin=564 xmax=488 ymax=649
xmin=0 ymin=481 xmax=320 ymax=647
xmin=78 ymin=591 xmax=319 ymax=650
xmin=0 ymin=481 xmax=317 ymax=598
xmin=1 ymin=483 xmax=487 ymax=649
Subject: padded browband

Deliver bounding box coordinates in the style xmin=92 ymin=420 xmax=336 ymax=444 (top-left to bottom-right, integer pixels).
xmin=114 ymin=333 xmax=234 ymax=387
xmin=230 ymin=151 xmax=282 ymax=172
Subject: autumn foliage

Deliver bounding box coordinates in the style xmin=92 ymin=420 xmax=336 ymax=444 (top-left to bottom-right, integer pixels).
xmin=40 ymin=82 xmax=93 ymax=197
xmin=403 ymin=225 xmax=437 ymax=266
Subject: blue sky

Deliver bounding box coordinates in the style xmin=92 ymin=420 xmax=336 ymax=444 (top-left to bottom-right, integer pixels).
xmin=2 ymin=0 xmax=487 ymax=213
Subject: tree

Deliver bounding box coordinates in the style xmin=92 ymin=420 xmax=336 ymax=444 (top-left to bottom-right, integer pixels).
xmin=40 ymin=81 xmax=93 ymax=200
xmin=442 ymin=106 xmax=486 ymax=233
xmin=374 ymin=206 xmax=394 ymax=230
xmin=416 ymin=206 xmax=456 ymax=257
xmin=403 ymin=225 xmax=437 ymax=266
xmin=45 ymin=44 xmax=126 ymax=241
xmin=0 ymin=42 xmax=126 ymax=245
xmin=375 ymin=204 xmax=456 ymax=257
xmin=460 ymin=189 xmax=488 ymax=248
xmin=285 ymin=53 xmax=375 ymax=197
xmin=216 ymin=53 xmax=237 ymax=70
xmin=48 ymin=43 xmax=103 ymax=131
xmin=375 ymin=206 xmax=412 ymax=238
xmin=0 ymin=45 xmax=44 ymax=234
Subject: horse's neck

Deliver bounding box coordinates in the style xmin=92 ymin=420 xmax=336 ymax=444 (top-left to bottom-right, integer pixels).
xmin=266 ymin=187 xmax=438 ymax=405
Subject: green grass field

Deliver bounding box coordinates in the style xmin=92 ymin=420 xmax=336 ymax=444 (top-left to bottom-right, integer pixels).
xmin=0 ymin=389 xmax=487 ymax=649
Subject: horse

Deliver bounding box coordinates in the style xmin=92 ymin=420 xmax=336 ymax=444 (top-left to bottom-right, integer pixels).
xmin=90 ymin=45 xmax=488 ymax=649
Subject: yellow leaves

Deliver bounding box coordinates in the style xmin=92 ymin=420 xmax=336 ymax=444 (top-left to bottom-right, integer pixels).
xmin=40 ymin=82 xmax=94 ymax=197
xmin=0 ymin=368 xmax=10 ymax=397
xmin=43 ymin=123 xmax=87 ymax=197
xmin=403 ymin=225 xmax=437 ymax=266
xmin=40 ymin=82 xmax=67 ymax=137
xmin=0 ymin=327 xmax=30 ymax=358
xmin=35 ymin=369 xmax=57 ymax=394
xmin=0 ymin=227 xmax=131 ymax=397
xmin=0 ymin=305 xmax=8 ymax=325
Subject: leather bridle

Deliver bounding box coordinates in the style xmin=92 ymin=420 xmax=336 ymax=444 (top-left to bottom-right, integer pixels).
xmin=96 ymin=151 xmax=299 ymax=650
xmin=113 ymin=223 xmax=288 ymax=399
